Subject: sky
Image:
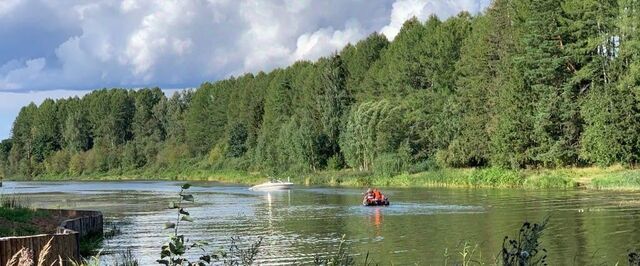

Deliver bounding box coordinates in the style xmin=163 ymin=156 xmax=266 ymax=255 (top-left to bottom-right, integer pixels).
xmin=0 ymin=0 xmax=491 ymax=140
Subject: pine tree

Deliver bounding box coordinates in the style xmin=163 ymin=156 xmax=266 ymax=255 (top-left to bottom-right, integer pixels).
xmin=489 ymin=0 xmax=535 ymax=168
xmin=446 ymin=16 xmax=493 ymax=167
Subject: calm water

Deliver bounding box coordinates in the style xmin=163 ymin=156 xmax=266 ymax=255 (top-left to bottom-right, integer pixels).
xmin=2 ymin=181 xmax=640 ymax=265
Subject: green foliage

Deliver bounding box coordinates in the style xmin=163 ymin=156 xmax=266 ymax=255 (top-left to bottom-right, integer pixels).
xmin=445 ymin=15 xmax=493 ymax=167
xmin=319 ymin=54 xmax=352 ymax=164
xmin=523 ymin=173 xmax=576 ymax=189
xmin=43 ymin=150 xmax=70 ymax=175
xmin=0 ymin=203 xmax=49 ymax=237
xmin=591 ymin=171 xmax=640 ymax=190
xmin=3 ymin=2 xmax=640 ymax=182
xmin=468 ymin=167 xmax=523 ymax=188
xmin=186 ymin=83 xmax=229 ymax=155
xmin=443 ymin=241 xmax=484 ymax=266
xmin=372 ymin=153 xmax=406 ymax=178
xmin=342 ymin=100 xmax=407 ymax=171
xmin=208 ymin=145 xmax=224 ymax=165
xmin=226 ymin=123 xmax=248 ymax=158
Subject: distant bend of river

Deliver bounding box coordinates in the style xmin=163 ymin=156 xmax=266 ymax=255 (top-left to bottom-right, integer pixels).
xmin=2 ymin=181 xmax=640 ymax=265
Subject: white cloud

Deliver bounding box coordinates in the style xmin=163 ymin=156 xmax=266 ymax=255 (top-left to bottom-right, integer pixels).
xmin=0 ymin=0 xmax=490 ymax=92
xmin=293 ymin=21 xmax=365 ymax=62
xmin=0 ymin=0 xmax=492 ymax=139
xmin=381 ymin=0 xmax=491 ymax=40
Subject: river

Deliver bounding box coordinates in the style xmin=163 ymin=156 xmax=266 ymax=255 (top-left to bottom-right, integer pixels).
xmin=2 ymin=181 xmax=640 ymax=265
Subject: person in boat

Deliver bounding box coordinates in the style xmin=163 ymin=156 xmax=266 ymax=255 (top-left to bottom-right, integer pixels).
xmin=363 ymin=188 xmax=375 ymax=205
xmin=373 ymin=188 xmax=385 ymax=202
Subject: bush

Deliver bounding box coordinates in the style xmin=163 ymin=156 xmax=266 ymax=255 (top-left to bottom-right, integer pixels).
xmin=44 ymin=150 xmax=71 ymax=175
xmin=68 ymin=152 xmax=86 ymax=176
xmin=326 ymin=155 xmax=343 ymax=170
xmin=208 ymin=145 xmax=224 ymax=165
xmin=373 ymin=153 xmax=405 ymax=177
xmin=83 ymin=149 xmax=100 ymax=174
xmin=155 ymin=143 xmax=189 ymax=168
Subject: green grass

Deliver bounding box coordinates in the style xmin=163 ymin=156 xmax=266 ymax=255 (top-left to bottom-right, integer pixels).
xmin=523 ymin=171 xmax=577 ymax=189
xmin=589 ymin=170 xmax=640 ymax=190
xmin=0 ymin=206 xmax=49 ymax=237
xmin=79 ymin=234 xmax=105 ymax=256
xmin=301 ymin=167 xmax=526 ymax=188
xmin=11 ymin=160 xmax=640 ymax=190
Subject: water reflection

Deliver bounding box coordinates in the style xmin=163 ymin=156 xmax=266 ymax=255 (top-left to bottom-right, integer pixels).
xmin=370 ymin=207 xmax=383 ymax=236
xmin=5 ymin=182 xmax=640 ymax=265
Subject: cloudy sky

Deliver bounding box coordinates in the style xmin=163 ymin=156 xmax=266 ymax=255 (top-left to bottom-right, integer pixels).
xmin=0 ymin=0 xmax=491 ymax=140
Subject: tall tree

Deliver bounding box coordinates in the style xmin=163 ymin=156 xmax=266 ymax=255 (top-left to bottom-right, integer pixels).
xmin=31 ymin=99 xmax=60 ymax=162
xmin=488 ymin=0 xmax=534 ymax=168
xmin=319 ymin=54 xmax=352 ymax=165
xmin=9 ymin=103 xmax=38 ymax=176
xmin=340 ymin=33 xmax=389 ymax=100
xmin=445 ymin=16 xmax=493 ymax=167
xmin=255 ymin=70 xmax=293 ymax=172
xmin=185 ymin=82 xmax=230 ymax=155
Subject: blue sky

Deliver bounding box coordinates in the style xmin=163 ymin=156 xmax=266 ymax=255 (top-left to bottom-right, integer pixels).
xmin=0 ymin=0 xmax=490 ymax=140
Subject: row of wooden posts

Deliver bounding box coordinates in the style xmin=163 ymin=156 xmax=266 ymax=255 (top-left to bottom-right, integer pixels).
xmin=0 ymin=209 xmax=103 ymax=266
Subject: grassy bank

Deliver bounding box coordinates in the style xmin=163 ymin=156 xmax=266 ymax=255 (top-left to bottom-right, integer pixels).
xmin=301 ymin=167 xmax=578 ymax=189
xmin=10 ymin=164 xmax=640 ymax=190
xmin=0 ymin=197 xmax=52 ymax=237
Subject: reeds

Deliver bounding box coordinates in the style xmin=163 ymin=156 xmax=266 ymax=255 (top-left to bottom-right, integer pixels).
xmin=6 ymin=237 xmax=53 ymax=266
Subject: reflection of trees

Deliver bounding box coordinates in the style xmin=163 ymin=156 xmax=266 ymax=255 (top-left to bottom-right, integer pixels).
xmin=252 ymin=189 xmax=640 ymax=264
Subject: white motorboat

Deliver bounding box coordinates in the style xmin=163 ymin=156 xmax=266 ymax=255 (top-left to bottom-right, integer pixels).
xmin=249 ymin=179 xmax=294 ymax=191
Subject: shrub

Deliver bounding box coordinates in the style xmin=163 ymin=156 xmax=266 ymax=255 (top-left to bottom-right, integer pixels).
xmin=155 ymin=143 xmax=189 ymax=168
xmin=44 ymin=150 xmax=71 ymax=175
xmin=373 ymin=153 xmax=405 ymax=177
xmin=68 ymin=152 xmax=86 ymax=176
xmin=326 ymin=155 xmax=343 ymax=170
xmin=208 ymin=145 xmax=224 ymax=165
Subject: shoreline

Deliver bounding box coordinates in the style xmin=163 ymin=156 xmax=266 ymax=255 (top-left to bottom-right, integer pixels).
xmin=4 ymin=165 xmax=640 ymax=191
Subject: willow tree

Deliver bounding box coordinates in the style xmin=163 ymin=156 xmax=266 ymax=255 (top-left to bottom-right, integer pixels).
xmin=341 ymin=100 xmax=406 ymax=171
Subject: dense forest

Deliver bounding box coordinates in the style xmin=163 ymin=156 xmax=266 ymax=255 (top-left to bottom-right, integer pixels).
xmin=1 ymin=0 xmax=639 ymax=180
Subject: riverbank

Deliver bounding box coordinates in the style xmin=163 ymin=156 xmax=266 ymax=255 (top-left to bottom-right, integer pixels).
xmin=7 ymin=165 xmax=640 ymax=190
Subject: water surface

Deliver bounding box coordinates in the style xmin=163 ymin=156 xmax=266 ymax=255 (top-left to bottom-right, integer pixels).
xmin=2 ymin=181 xmax=640 ymax=265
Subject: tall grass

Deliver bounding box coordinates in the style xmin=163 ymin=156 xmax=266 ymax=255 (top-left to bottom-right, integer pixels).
xmin=523 ymin=173 xmax=576 ymax=189
xmin=1 ymin=194 xmax=28 ymax=209
xmin=6 ymin=237 xmax=139 ymax=266
xmin=19 ymin=158 xmax=640 ymax=190
xmin=590 ymin=170 xmax=640 ymax=190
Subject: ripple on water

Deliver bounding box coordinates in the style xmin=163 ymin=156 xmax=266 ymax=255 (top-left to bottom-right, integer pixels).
xmin=345 ymin=202 xmax=484 ymax=216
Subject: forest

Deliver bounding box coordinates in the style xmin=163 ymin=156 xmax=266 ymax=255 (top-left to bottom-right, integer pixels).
xmin=0 ymin=0 xmax=639 ymax=180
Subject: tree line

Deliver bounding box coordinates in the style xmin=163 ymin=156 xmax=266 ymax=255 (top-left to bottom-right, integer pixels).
xmin=1 ymin=0 xmax=639 ymax=179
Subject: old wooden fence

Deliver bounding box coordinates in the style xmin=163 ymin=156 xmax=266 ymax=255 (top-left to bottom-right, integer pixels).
xmin=0 ymin=209 xmax=103 ymax=266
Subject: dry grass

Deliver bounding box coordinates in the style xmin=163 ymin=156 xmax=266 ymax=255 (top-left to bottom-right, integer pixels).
xmin=5 ymin=237 xmax=70 ymax=266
